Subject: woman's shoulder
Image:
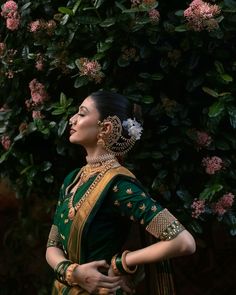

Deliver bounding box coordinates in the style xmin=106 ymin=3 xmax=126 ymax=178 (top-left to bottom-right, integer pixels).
xmin=63 ymin=167 xmax=81 ymax=185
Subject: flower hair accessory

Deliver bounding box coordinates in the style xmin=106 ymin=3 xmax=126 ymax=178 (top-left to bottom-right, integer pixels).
xmin=122 ymin=118 xmax=143 ymax=140
xmin=97 ymin=116 xmax=143 ymax=156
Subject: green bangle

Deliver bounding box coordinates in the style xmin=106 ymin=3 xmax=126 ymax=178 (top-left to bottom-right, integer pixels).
xmin=115 ymin=255 xmax=124 ymax=274
xmin=54 ymin=260 xmax=72 ymax=284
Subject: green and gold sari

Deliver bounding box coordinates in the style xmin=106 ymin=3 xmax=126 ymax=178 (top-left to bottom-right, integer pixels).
xmin=48 ymin=165 xmax=183 ymax=294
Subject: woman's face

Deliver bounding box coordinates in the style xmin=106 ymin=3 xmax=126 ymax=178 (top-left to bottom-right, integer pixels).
xmin=69 ymin=96 xmax=100 ymax=147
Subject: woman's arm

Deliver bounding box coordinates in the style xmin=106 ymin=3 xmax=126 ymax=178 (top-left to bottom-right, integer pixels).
xmin=46 ymin=246 xmax=122 ymax=294
xmin=125 ymin=229 xmax=196 ymax=267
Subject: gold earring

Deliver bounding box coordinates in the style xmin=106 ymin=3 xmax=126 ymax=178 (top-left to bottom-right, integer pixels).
xmin=97 ymin=134 xmax=105 ymax=146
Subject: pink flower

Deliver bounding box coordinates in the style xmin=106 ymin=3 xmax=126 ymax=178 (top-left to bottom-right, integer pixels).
xmin=32 ymin=110 xmax=44 ymax=119
xmin=77 ymin=58 xmax=104 ymax=83
xmin=212 ymin=193 xmax=234 ymax=216
xmin=184 ymin=0 xmax=221 ymax=32
xmin=29 ymin=20 xmax=42 ymax=32
xmin=191 ymin=198 xmax=205 ymax=218
xmin=29 ymin=79 xmax=49 ymax=104
xmin=202 ymin=156 xmax=223 ymax=175
xmin=6 ymin=13 xmax=20 ymax=30
xmin=1 ymin=135 xmax=11 ymax=150
xmin=35 ymin=54 xmax=44 ymax=71
xmin=196 ymin=131 xmax=212 ymax=148
xmin=1 ymin=0 xmax=18 ymax=18
xmin=149 ymin=9 xmax=160 ymax=23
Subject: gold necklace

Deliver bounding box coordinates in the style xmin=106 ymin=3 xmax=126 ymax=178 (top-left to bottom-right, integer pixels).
xmin=67 ymin=155 xmax=118 ymax=220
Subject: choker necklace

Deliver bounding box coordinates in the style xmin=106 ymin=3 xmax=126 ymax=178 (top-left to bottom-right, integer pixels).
xmin=86 ymin=153 xmax=116 ymax=166
xmin=67 ymin=155 xmax=119 ymax=220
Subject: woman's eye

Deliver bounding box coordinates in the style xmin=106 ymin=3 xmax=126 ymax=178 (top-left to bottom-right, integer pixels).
xmin=78 ymin=113 xmax=85 ymax=117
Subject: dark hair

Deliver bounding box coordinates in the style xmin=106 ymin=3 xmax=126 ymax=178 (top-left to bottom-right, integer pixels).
xmin=90 ymin=90 xmax=133 ymax=122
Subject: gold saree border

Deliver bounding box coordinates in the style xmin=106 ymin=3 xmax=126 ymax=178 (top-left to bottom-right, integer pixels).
xmin=67 ymin=166 xmax=135 ymax=263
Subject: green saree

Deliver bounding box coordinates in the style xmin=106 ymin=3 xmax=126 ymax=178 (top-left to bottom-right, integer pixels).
xmin=48 ymin=165 xmax=179 ymax=294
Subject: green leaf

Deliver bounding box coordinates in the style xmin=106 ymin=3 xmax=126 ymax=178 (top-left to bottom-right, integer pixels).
xmin=117 ymin=57 xmax=130 ymax=67
xmin=58 ymin=7 xmax=74 ymax=15
xmin=72 ymin=0 xmax=82 ymax=14
xmin=52 ymin=108 xmax=66 ymax=115
xmin=228 ymin=107 xmax=236 ymax=128
xmin=74 ymin=76 xmax=89 ymax=88
xmin=175 ymin=10 xmax=184 ymax=17
xmin=202 ymin=87 xmax=219 ymax=97
xmin=220 ymin=74 xmax=233 ymax=83
xmin=175 ymin=25 xmax=187 ymax=32
xmin=142 ymin=95 xmax=154 ymax=104
xmin=60 ymin=92 xmax=67 ymax=106
xmin=199 ymin=184 xmax=223 ymax=201
xmin=58 ymin=119 xmax=68 ymax=137
xmin=41 ymin=161 xmax=52 ymax=172
xmin=20 ymin=2 xmax=31 ymax=12
xmin=208 ymin=101 xmax=225 ymax=118
xmin=214 ymin=61 xmax=224 ymax=74
xmin=151 ymin=73 xmax=164 ymax=80
xmin=99 ymin=18 xmax=116 ymax=27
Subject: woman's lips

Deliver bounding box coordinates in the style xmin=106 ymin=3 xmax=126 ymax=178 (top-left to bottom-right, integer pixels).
xmin=70 ymin=129 xmax=76 ymax=135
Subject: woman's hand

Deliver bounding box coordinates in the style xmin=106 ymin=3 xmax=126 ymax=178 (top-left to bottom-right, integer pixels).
xmin=108 ymin=266 xmax=135 ymax=294
xmin=73 ymin=260 xmax=122 ymax=294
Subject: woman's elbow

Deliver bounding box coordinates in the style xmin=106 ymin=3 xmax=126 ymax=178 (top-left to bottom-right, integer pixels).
xmin=179 ymin=231 xmax=196 ymax=255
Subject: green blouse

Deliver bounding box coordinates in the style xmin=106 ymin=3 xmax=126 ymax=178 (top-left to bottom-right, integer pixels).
xmin=52 ymin=168 xmax=163 ymax=262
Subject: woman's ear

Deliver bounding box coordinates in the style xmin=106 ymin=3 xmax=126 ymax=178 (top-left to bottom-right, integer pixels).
xmin=100 ymin=121 xmax=113 ymax=136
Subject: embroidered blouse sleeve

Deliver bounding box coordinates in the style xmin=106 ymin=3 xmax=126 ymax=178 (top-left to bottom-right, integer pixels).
xmin=110 ymin=177 xmax=185 ymax=241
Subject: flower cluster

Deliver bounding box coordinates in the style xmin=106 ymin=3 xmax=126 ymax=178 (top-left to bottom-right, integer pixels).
xmin=29 ymin=19 xmax=57 ymax=35
xmin=202 ymin=156 xmax=223 ymax=175
xmin=1 ymin=134 xmax=11 ymax=150
xmin=191 ymin=192 xmax=234 ymax=219
xmin=212 ymin=193 xmax=234 ymax=216
xmin=191 ymin=199 xmax=206 ymax=219
xmin=184 ymin=0 xmax=221 ymax=32
xmin=77 ymin=58 xmax=104 ymax=83
xmin=1 ymin=0 xmax=20 ymax=31
xmin=149 ymin=9 xmax=160 ymax=23
xmin=28 ymin=79 xmax=49 ymax=104
xmin=122 ymin=118 xmax=143 ymax=140
xmin=196 ymin=131 xmax=212 ymax=148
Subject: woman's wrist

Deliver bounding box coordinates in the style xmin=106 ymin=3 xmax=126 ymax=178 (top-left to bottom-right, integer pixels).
xmin=111 ymin=250 xmax=138 ymax=276
xmin=54 ymin=260 xmax=80 ymax=286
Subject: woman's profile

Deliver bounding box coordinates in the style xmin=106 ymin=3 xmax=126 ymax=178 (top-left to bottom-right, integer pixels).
xmin=46 ymin=90 xmax=196 ymax=295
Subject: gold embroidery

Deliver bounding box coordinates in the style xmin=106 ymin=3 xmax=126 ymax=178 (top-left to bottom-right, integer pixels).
xmin=58 ymin=200 xmax=61 ymax=206
xmin=113 ymin=185 xmax=119 ymax=192
xmin=141 ymin=192 xmax=146 ymax=197
xmin=126 ymin=188 xmax=133 ymax=194
xmin=140 ymin=219 xmax=144 ymax=225
xmin=60 ymin=213 xmax=64 ymax=218
xmin=139 ymin=203 xmax=146 ymax=211
xmin=47 ymin=224 xmax=62 ymax=248
xmin=130 ymin=215 xmax=135 ymax=221
xmin=64 ymin=219 xmax=69 ymax=224
xmin=127 ymin=202 xmax=132 ymax=208
xmin=60 ymin=234 xmax=65 ymax=240
xmin=146 ymin=208 xmax=185 ymax=240
xmin=151 ymin=205 xmax=157 ymax=212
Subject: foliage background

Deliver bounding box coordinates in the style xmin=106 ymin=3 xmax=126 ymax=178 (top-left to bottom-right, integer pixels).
xmin=0 ymin=0 xmax=236 ymax=294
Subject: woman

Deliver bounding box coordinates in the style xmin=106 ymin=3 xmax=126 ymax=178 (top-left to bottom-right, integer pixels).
xmin=46 ymin=90 xmax=196 ymax=295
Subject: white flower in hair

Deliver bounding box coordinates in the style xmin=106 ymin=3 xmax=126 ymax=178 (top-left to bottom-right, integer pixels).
xmin=122 ymin=118 xmax=143 ymax=140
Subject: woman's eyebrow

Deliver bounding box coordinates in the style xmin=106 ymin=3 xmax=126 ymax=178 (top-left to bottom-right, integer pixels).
xmin=79 ymin=106 xmax=89 ymax=112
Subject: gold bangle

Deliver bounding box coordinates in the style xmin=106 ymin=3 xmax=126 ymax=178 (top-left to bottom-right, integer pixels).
xmin=111 ymin=254 xmax=122 ymax=276
xmin=65 ymin=263 xmax=79 ymax=286
xmin=121 ymin=250 xmax=137 ymax=274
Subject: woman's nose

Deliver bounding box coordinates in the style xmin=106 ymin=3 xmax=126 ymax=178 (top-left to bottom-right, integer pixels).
xmin=69 ymin=114 xmax=78 ymax=125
